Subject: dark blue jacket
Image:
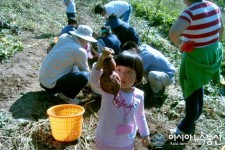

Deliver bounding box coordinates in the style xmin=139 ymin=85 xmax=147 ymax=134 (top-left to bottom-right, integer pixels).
xmin=60 ymin=25 xmax=75 ymax=36
xmin=100 ymin=34 xmax=121 ymax=55
xmin=113 ymin=22 xmax=140 ymax=48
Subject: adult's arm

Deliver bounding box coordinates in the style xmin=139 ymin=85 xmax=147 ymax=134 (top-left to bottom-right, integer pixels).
xmin=97 ymin=39 xmax=105 ymax=56
xmin=75 ymin=48 xmax=91 ymax=72
xmin=169 ymin=18 xmax=190 ymax=47
xmin=219 ymin=16 xmax=224 ymax=42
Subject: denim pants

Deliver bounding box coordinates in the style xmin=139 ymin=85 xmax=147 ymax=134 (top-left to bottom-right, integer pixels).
xmin=120 ymin=6 xmax=132 ymax=23
xmin=178 ymin=87 xmax=204 ymax=134
xmin=147 ymin=71 xmax=174 ymax=93
xmin=41 ymin=71 xmax=89 ymax=99
xmin=66 ymin=12 xmax=76 ymax=20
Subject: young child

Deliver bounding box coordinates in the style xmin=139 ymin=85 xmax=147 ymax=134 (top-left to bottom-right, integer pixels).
xmin=90 ymin=48 xmax=150 ymax=150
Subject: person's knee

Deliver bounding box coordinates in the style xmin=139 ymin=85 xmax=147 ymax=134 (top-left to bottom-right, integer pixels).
xmin=78 ymin=72 xmax=89 ymax=84
xmin=148 ymin=72 xmax=158 ymax=82
xmin=40 ymin=83 xmax=56 ymax=95
xmin=148 ymin=72 xmax=163 ymax=93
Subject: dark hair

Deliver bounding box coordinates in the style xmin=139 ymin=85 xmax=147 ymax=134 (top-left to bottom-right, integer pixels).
xmin=115 ymin=51 xmax=143 ymax=83
xmin=190 ymin=0 xmax=202 ymax=2
xmin=108 ymin=14 xmax=118 ymax=19
xmin=68 ymin=17 xmax=77 ymax=25
xmin=94 ymin=4 xmax=105 ymax=14
xmin=101 ymin=26 xmax=112 ymax=35
xmin=122 ymin=41 xmax=138 ymax=52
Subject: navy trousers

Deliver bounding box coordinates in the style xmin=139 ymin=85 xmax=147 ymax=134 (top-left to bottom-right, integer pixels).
xmin=41 ymin=71 xmax=89 ymax=99
xmin=178 ymin=87 xmax=204 ymax=134
xmin=66 ymin=12 xmax=75 ymax=20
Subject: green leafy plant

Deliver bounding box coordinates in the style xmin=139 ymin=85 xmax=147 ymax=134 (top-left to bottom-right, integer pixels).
xmin=0 ymin=0 xmax=66 ymax=60
xmin=0 ymin=29 xmax=23 ymax=60
xmin=131 ymin=0 xmax=183 ymax=37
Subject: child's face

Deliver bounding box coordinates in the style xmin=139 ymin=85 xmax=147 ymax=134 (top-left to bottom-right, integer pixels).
xmin=115 ymin=65 xmax=136 ymax=91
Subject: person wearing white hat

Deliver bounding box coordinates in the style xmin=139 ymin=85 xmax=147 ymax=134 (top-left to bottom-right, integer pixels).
xmin=39 ymin=25 xmax=97 ymax=104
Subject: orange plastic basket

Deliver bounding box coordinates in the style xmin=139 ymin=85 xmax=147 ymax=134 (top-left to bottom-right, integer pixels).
xmin=47 ymin=104 xmax=85 ymax=142
xmin=222 ymin=145 xmax=225 ymax=150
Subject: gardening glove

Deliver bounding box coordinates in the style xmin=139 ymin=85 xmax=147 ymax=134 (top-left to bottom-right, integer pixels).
xmin=179 ymin=41 xmax=195 ymax=52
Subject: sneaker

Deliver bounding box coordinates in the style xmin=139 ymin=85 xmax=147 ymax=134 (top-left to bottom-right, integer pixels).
xmin=57 ymin=93 xmax=80 ymax=104
xmin=169 ymin=127 xmax=186 ymax=135
xmin=169 ymin=128 xmax=177 ymax=135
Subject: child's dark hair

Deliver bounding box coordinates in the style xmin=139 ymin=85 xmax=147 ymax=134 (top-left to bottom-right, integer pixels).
xmin=115 ymin=51 xmax=143 ymax=83
xmin=121 ymin=41 xmax=138 ymax=52
xmin=94 ymin=4 xmax=105 ymax=14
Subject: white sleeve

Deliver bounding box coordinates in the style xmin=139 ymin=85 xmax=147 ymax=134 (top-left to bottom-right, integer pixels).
xmin=97 ymin=39 xmax=105 ymax=56
xmin=90 ymin=63 xmax=103 ymax=94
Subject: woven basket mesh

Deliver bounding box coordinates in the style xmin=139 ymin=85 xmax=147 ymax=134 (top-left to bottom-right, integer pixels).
xmin=47 ymin=104 xmax=85 ymax=142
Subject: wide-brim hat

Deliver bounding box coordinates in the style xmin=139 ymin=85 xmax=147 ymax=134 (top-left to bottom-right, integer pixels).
xmin=69 ymin=25 xmax=97 ymax=42
xmin=105 ymin=17 xmax=123 ymax=28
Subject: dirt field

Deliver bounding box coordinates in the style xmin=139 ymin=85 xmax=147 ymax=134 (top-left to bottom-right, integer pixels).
xmin=0 ymin=1 xmax=224 ymax=150
xmin=0 ymin=33 xmax=182 ymax=149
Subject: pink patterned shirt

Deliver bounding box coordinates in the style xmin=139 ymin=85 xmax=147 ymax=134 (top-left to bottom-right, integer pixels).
xmin=90 ymin=64 xmax=149 ymax=148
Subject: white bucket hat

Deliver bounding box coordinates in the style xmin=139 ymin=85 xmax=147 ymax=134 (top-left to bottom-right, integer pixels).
xmin=69 ymin=25 xmax=97 ymax=42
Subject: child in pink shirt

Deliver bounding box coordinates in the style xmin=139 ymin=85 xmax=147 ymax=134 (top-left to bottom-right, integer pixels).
xmin=90 ymin=48 xmax=150 ymax=150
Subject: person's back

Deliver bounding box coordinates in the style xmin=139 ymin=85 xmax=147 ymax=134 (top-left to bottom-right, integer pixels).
xmin=106 ymin=15 xmax=140 ymax=48
xmin=139 ymin=44 xmax=175 ymax=75
xmin=60 ymin=17 xmax=77 ymax=36
xmin=117 ymin=23 xmax=140 ymax=47
xmin=178 ymin=1 xmax=222 ymax=47
xmin=100 ymin=34 xmax=121 ymax=54
xmin=94 ymin=1 xmax=132 ymax=23
xmin=97 ymin=26 xmax=121 ymax=55
xmin=104 ymin=1 xmax=130 ymax=16
xmin=122 ymin=41 xmax=176 ymax=94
